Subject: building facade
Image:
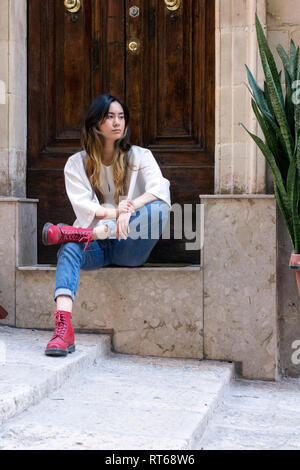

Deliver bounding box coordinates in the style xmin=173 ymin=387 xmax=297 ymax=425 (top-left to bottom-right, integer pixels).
xmin=0 ymin=0 xmax=299 ymax=379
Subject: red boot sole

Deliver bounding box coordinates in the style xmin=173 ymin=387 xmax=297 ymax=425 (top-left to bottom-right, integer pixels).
xmin=42 ymin=222 xmax=68 ymax=246
xmin=42 ymin=222 xmax=52 ymax=246
xmin=45 ymin=344 xmax=75 ymax=356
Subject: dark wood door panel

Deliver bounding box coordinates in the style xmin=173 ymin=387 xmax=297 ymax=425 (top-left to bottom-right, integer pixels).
xmin=27 ymin=0 xmax=214 ymax=264
xmin=28 ymin=0 xmax=125 ymax=168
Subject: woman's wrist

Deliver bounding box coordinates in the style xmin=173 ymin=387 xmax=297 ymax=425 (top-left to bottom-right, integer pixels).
xmin=96 ymin=207 xmax=116 ymax=220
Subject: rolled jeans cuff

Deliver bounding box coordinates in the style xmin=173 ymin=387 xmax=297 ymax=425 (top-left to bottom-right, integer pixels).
xmin=54 ymin=288 xmax=75 ymax=302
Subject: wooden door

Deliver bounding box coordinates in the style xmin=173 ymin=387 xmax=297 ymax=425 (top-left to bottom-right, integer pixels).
xmin=27 ymin=0 xmax=215 ymax=264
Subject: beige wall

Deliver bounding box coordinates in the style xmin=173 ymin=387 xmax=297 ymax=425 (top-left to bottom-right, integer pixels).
xmin=215 ymin=0 xmax=267 ymax=194
xmin=267 ymin=0 xmax=300 ymax=52
xmin=0 ymin=0 xmax=27 ymax=197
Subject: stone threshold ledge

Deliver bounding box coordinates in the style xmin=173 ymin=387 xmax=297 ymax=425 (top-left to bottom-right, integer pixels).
xmin=17 ymin=264 xmax=201 ymax=271
xmin=0 ymin=197 xmax=39 ymax=203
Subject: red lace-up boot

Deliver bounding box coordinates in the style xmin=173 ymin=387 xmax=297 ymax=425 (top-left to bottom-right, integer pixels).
xmin=45 ymin=310 xmax=75 ymax=356
xmin=42 ymin=222 xmax=94 ymax=251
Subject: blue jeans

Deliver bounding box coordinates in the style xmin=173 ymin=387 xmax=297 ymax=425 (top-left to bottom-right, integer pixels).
xmin=54 ymin=200 xmax=169 ymax=301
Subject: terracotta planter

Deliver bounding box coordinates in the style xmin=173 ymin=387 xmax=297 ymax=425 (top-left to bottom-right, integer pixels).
xmin=289 ymin=252 xmax=300 ymax=297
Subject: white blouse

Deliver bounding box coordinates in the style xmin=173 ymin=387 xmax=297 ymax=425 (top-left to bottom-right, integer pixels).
xmin=64 ymin=145 xmax=171 ymax=232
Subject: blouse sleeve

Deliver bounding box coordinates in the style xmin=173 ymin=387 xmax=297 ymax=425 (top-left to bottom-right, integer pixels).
xmin=139 ymin=149 xmax=171 ymax=207
xmin=64 ymin=158 xmax=100 ymax=228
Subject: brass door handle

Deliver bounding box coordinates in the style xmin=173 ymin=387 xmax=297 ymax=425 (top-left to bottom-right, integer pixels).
xmin=64 ymin=0 xmax=81 ymax=13
xmin=164 ymin=0 xmax=181 ymax=11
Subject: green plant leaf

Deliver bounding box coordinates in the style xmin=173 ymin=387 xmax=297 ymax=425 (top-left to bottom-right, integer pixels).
xmin=274 ymin=181 xmax=295 ymax=248
xmin=264 ymin=80 xmax=276 ymax=120
xmin=255 ymin=14 xmax=284 ymax=107
xmin=296 ymin=133 xmax=300 ymax=175
xmin=245 ymin=65 xmax=272 ymax=118
xmin=251 ymin=99 xmax=280 ymax=161
xmin=293 ymin=47 xmax=300 ymax=80
xmin=240 ymin=123 xmax=287 ymax=197
xmin=290 ymin=40 xmax=298 ymax=79
xmin=294 ymin=57 xmax=300 ymax=142
xmin=284 ymin=68 xmax=295 ymax=141
xmin=277 ymin=44 xmax=292 ymax=79
xmin=287 ymin=153 xmax=300 ymax=252
xmin=262 ymin=50 xmax=294 ymax=160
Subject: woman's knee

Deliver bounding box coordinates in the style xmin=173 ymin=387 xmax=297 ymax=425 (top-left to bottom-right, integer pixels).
xmin=57 ymin=242 xmax=83 ymax=263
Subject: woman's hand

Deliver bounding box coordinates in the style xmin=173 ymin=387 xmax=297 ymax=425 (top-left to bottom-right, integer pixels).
xmin=117 ymin=199 xmax=135 ymax=216
xmin=116 ymin=212 xmax=131 ymax=241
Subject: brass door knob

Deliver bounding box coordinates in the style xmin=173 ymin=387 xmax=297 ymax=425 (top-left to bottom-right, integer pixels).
xmin=128 ymin=40 xmax=139 ymax=53
xmin=164 ymin=0 xmax=181 ymax=11
xmin=64 ymin=0 xmax=81 ymax=13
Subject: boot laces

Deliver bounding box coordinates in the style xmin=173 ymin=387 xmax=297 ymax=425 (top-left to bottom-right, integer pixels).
xmin=62 ymin=230 xmax=93 ymax=252
xmin=51 ymin=311 xmax=67 ymax=341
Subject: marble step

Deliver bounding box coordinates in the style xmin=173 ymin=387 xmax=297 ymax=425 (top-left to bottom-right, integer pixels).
xmin=0 ymin=327 xmax=234 ymax=450
xmin=0 ymin=326 xmax=112 ymax=426
xmin=195 ymin=377 xmax=300 ymax=450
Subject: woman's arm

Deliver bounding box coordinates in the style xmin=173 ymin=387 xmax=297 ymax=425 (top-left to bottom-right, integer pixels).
xmin=95 ymin=199 xmax=135 ymax=220
xmin=131 ymin=192 xmax=158 ymax=211
xmin=95 ymin=206 xmax=118 ymax=220
xmin=116 ymin=193 xmax=158 ymax=241
xmin=135 ymin=149 xmax=171 ymax=209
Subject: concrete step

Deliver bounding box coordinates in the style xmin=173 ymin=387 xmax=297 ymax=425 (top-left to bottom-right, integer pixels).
xmin=0 ymin=326 xmax=112 ymax=426
xmin=0 ymin=327 xmax=235 ymax=450
xmin=195 ymin=377 xmax=300 ymax=450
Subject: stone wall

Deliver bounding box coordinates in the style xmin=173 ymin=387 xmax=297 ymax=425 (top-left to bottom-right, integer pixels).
xmin=201 ymin=195 xmax=278 ymax=380
xmin=215 ymin=0 xmax=267 ymax=194
xmin=0 ymin=0 xmax=298 ymax=379
xmin=0 ymin=0 xmax=27 ymax=197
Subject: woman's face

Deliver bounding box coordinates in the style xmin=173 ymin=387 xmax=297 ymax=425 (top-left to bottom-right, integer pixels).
xmin=98 ymin=101 xmax=126 ymax=142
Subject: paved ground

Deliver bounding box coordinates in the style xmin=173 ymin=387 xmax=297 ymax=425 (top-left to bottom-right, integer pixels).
xmin=196 ymin=377 xmax=300 ymax=450
xmin=0 ymin=326 xmax=233 ymax=450
xmin=1 ymin=326 xmax=300 ymax=450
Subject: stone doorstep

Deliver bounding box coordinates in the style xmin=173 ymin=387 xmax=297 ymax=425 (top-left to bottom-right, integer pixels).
xmin=0 ymin=327 xmax=235 ymax=450
xmin=0 ymin=326 xmax=112 ymax=426
xmin=14 ymin=264 xmax=204 ymax=363
xmin=16 ymin=264 xmax=202 ymax=270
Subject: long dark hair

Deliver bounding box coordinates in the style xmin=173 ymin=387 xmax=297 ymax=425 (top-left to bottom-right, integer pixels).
xmin=81 ymin=94 xmax=132 ymax=204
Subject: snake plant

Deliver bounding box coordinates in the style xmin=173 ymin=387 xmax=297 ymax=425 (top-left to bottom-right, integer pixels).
xmin=241 ymin=14 xmax=300 ymax=253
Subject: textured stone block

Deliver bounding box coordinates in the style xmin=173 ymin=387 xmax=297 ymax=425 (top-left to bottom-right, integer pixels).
xmin=17 ymin=202 xmax=37 ymax=266
xmin=0 ymin=201 xmax=16 ymax=326
xmin=0 ymin=199 xmax=38 ymax=326
xmin=0 ymin=0 xmax=9 ymax=41
xmin=267 ymin=0 xmax=300 ymax=26
xmin=201 ymin=195 xmax=278 ymax=380
xmin=16 ymin=266 xmax=204 ymax=360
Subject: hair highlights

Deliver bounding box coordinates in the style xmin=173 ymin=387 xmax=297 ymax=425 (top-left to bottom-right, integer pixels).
xmin=80 ymin=94 xmax=133 ymax=205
